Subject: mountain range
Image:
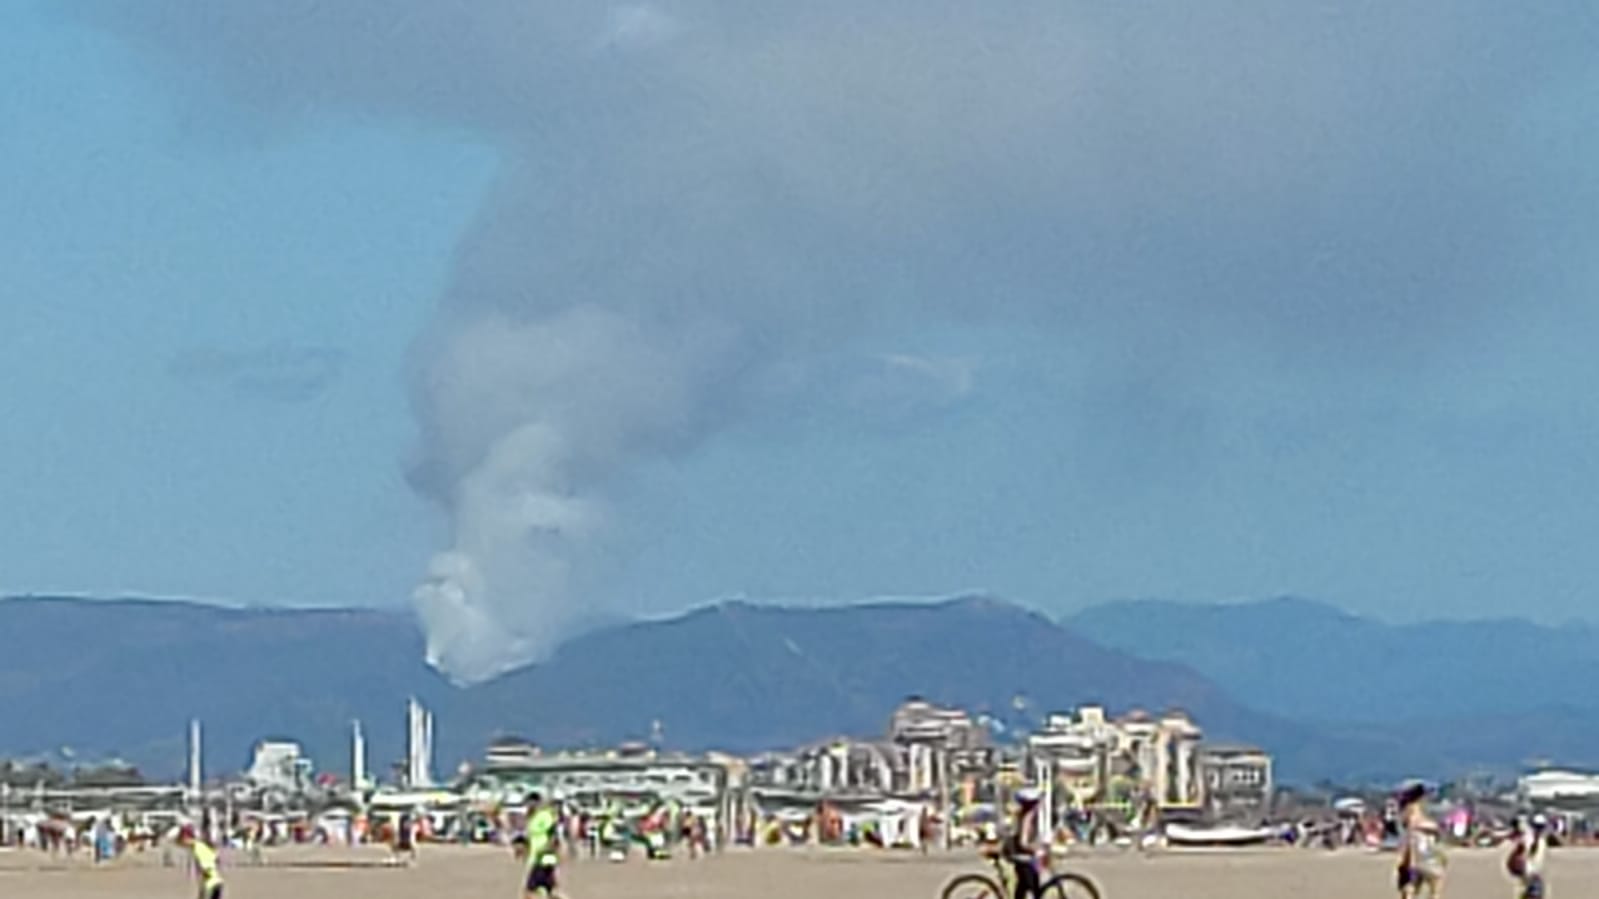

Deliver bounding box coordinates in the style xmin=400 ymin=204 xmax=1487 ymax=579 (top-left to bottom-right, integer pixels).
xmin=1069 ymin=597 xmax=1599 ymax=725
xmin=0 ymin=594 xmax=1593 ymax=785
xmin=1070 ymin=596 xmax=1599 ymax=775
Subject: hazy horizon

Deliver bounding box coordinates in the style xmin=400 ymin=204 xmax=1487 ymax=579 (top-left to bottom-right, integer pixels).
xmin=1 ymin=589 xmax=1591 ymax=632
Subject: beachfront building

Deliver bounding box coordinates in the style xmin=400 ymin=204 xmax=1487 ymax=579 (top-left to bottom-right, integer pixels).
xmin=246 ymin=741 xmax=314 ymax=795
xmin=749 ymin=738 xmax=927 ymax=798
xmin=740 ymin=702 xmax=1001 ymax=849
xmin=1198 ymin=744 xmax=1274 ymax=818
xmin=747 ymin=701 xmax=998 ymax=801
xmin=1149 ymin=710 xmax=1203 ymax=807
xmin=1026 ymin=712 xmax=1107 ymax=809
xmin=1026 ymin=705 xmax=1204 ymax=810
xmin=1 ymin=693 xmax=1281 ymax=850
xmin=753 ymin=740 xmax=898 ymax=795
xmin=1114 ymin=709 xmax=1203 ymax=809
xmin=890 ymin=699 xmax=983 ymax=746
xmin=484 ymin=735 xmax=542 ymax=769
xmin=463 ymin=742 xmax=737 ymax=841
xmin=890 ymin=699 xmax=995 ymax=794
xmin=747 ymin=701 xmax=1232 ymax=832
xmin=468 ymin=742 xmax=730 ymax=805
xmin=1520 ymin=769 xmax=1599 ymax=805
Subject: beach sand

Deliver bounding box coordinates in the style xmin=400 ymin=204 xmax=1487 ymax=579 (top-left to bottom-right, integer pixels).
xmin=1 ymin=844 xmax=1585 ymax=899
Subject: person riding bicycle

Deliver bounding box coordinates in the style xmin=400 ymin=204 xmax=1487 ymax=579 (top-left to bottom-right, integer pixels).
xmin=1005 ymin=787 xmax=1046 ymax=899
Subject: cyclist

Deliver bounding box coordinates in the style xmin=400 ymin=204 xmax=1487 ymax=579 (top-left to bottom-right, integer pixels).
xmin=1005 ymin=787 xmax=1045 ymax=899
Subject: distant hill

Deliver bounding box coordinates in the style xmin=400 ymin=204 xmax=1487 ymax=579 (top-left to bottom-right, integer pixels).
xmin=1 ymin=594 xmax=1331 ymax=780
xmin=0 ymin=596 xmax=446 ymax=780
xmin=2 ymin=594 xmax=1588 ymax=785
xmin=1068 ymin=597 xmax=1599 ymax=725
xmin=465 ymin=597 xmax=1306 ymax=752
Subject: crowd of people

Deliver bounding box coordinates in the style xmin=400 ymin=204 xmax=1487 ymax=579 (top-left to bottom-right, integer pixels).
xmin=2 ymin=784 xmax=1585 ymax=899
xmin=553 ymin=799 xmax=716 ymax=861
xmin=1 ymin=809 xmax=418 ymax=863
xmin=1281 ymin=807 xmax=1590 ymax=853
xmin=503 ymin=792 xmax=722 ymax=898
xmin=9 ymin=815 xmax=197 ymax=858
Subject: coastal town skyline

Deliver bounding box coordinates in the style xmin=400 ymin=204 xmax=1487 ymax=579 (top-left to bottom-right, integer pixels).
xmin=7 ymin=692 xmax=1596 ymax=854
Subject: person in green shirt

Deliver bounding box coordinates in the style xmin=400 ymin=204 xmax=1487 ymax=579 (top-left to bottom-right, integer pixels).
xmin=177 ymin=825 xmax=225 ymax=899
xmin=521 ymin=793 xmax=561 ymax=898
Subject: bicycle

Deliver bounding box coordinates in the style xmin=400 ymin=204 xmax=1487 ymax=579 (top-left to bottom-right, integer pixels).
xmin=941 ymin=850 xmax=1103 ymax=899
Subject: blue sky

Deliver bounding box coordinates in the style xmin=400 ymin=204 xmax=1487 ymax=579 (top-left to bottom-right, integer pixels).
xmin=1 ymin=7 xmax=494 ymax=607
xmin=4 ymin=3 xmax=1598 ymax=673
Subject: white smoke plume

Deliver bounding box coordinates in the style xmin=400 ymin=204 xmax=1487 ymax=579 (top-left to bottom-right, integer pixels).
xmin=406 ymin=305 xmax=744 ymax=680
xmin=74 ymin=1 xmax=1597 ymax=682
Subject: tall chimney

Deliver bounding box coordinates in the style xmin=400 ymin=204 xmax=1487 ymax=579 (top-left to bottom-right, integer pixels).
xmin=188 ymin=719 xmax=202 ymax=799
xmin=352 ymin=720 xmax=367 ymax=789
xmin=406 ymin=698 xmax=435 ymax=788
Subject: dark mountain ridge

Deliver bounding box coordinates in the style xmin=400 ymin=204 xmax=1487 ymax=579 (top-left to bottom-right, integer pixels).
xmin=0 ymin=594 xmax=1310 ymax=780
xmin=1069 ymin=596 xmax=1599 ymax=725
xmin=2 ymin=594 xmax=1591 ymax=784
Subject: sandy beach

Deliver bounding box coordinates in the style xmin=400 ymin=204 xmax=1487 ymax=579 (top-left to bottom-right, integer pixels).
xmin=1 ymin=845 xmax=1587 ymax=899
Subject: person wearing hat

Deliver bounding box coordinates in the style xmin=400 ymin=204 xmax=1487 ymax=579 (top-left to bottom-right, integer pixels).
xmin=176 ymin=824 xmax=224 ymax=899
xmin=1004 ymin=787 xmax=1045 ymax=899
xmin=1506 ymin=814 xmax=1550 ymax=899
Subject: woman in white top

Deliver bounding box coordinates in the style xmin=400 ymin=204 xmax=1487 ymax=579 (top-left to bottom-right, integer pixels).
xmin=1396 ymin=783 xmax=1446 ymax=899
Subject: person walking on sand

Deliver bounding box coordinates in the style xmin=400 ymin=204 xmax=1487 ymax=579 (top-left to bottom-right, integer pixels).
xmin=391 ymin=812 xmax=419 ymax=866
xmin=1396 ymin=783 xmax=1446 ymax=899
xmin=177 ymin=825 xmax=224 ymax=899
xmin=520 ymin=792 xmax=562 ymax=899
xmin=1506 ymin=814 xmax=1551 ymax=899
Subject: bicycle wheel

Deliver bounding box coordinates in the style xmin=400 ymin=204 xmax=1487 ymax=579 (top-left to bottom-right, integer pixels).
xmin=941 ymin=873 xmax=1007 ymax=899
xmin=1040 ymin=872 xmax=1103 ymax=899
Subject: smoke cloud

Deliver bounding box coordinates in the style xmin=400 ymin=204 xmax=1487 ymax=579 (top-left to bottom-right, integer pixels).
xmin=74 ymin=1 xmax=1599 ymax=682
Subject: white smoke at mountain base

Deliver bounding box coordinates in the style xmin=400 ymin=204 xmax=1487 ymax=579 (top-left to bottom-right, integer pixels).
xmin=406 ymin=304 xmax=744 ymax=682
xmin=73 ymin=1 xmax=1599 ymax=681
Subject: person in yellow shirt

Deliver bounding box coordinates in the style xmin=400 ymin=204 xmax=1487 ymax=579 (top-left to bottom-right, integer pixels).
xmin=520 ymin=793 xmax=561 ymax=898
xmin=177 ymin=825 xmax=225 ymax=899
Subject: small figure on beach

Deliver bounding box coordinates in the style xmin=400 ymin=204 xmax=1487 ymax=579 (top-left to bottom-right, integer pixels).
xmin=1396 ymin=783 xmax=1446 ymax=899
xmin=392 ymin=812 xmax=419 ymax=866
xmin=1003 ymin=787 xmax=1045 ymax=899
xmin=1506 ymin=814 xmax=1550 ymax=899
xmin=177 ymin=824 xmax=224 ymax=899
xmin=520 ymin=792 xmax=561 ymax=899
